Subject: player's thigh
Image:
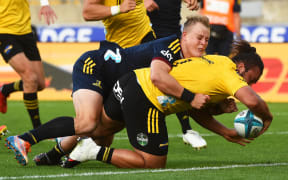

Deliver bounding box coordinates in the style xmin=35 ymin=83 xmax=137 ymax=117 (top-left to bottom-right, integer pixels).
xmin=72 ymin=53 xmax=105 ymax=128
xmin=91 ymin=106 xmax=125 ymax=139
xmin=8 ymin=53 xmax=34 ymax=76
xmin=73 ymin=89 xmax=103 ymax=129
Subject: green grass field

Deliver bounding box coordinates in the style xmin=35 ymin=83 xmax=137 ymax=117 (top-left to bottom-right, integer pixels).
xmin=0 ymin=101 xmax=287 ymax=180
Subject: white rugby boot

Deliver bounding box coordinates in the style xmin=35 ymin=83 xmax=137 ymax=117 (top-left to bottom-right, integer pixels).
xmin=183 ymin=130 xmax=207 ymax=150
xmin=62 ymin=137 xmax=100 ymax=168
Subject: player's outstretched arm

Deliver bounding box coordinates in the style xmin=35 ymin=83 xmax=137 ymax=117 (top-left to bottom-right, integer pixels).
xmin=189 ymin=108 xmax=251 ymax=146
xmin=208 ymin=98 xmax=238 ymax=115
xmin=38 ymin=0 xmax=57 ymax=25
xmin=150 ymin=60 xmax=209 ymax=109
xmin=83 ymin=0 xmax=136 ymax=21
xmin=234 ymin=86 xmax=273 ymax=136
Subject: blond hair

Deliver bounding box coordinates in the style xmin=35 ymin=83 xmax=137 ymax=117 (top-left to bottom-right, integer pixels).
xmin=183 ymin=15 xmax=210 ymax=31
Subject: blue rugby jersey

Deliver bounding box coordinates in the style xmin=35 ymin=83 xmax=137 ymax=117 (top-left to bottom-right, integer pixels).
xmin=73 ymin=34 xmax=182 ymax=99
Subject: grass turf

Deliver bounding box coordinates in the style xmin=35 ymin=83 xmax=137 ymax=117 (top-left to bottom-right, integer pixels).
xmin=0 ymin=101 xmax=287 ymax=180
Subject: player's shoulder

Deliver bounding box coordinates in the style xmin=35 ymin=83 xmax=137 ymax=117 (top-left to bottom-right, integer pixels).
xmin=202 ymin=55 xmax=234 ymax=65
xmin=99 ymin=40 xmax=122 ymax=49
xmin=160 ymin=34 xmax=180 ymax=44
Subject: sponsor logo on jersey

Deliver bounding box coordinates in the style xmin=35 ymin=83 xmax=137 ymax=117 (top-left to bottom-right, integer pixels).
xmin=137 ymin=133 xmax=148 ymax=146
xmin=157 ymin=95 xmax=176 ymax=107
xmin=104 ymin=48 xmax=121 ymax=63
xmin=160 ymin=38 xmax=181 ymax=61
xmin=113 ymin=81 xmax=124 ymax=103
xmin=161 ymin=50 xmax=173 ymax=61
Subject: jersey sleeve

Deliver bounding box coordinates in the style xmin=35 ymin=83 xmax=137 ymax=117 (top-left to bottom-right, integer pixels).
xmin=152 ymin=35 xmax=182 ymax=67
xmin=220 ymin=68 xmax=248 ymax=96
xmin=100 ymin=40 xmax=123 ymax=50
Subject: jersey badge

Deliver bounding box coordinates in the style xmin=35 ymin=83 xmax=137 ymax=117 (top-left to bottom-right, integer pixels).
xmin=136 ymin=133 xmax=148 ymax=147
xmin=4 ymin=45 xmax=13 ymax=54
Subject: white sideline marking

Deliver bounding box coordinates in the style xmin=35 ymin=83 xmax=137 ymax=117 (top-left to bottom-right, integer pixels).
xmin=0 ymin=163 xmax=287 ymax=180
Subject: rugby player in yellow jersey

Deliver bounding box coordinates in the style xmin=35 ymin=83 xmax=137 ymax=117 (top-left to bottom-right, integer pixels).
xmin=0 ymin=0 xmax=56 ymax=128
xmin=66 ymin=40 xmax=272 ymax=168
xmin=145 ymin=0 xmax=208 ymax=149
xmin=82 ymin=0 xmax=155 ymax=48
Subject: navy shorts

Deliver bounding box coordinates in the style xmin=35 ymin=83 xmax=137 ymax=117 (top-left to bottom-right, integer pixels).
xmin=72 ymin=51 xmax=106 ymax=97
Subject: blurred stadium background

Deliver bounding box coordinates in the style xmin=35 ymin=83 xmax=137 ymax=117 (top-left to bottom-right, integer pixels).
xmin=0 ymin=0 xmax=288 ymax=102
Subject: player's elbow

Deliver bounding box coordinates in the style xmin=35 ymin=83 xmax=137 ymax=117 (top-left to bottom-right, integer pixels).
xmin=82 ymin=12 xmax=93 ymax=21
xmin=245 ymin=99 xmax=259 ymax=110
xmin=150 ymin=73 xmax=163 ymax=88
xmin=82 ymin=10 xmax=100 ymax=21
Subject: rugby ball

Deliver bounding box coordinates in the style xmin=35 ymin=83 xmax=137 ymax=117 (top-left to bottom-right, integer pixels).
xmin=234 ymin=109 xmax=263 ymax=138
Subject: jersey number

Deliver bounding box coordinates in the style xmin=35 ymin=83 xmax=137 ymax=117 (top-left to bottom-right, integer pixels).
xmin=104 ymin=48 xmax=122 ymax=63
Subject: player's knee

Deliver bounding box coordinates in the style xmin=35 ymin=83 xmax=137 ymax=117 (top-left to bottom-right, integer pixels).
xmin=37 ymin=79 xmax=46 ymax=91
xmin=145 ymin=161 xmax=166 ymax=168
xmin=129 ymin=153 xmax=146 ymax=168
xmin=22 ymin=71 xmax=38 ymax=89
xmin=130 ymin=153 xmax=165 ymax=168
xmin=74 ymin=116 xmax=98 ymax=134
xmin=140 ymin=153 xmax=167 ymax=168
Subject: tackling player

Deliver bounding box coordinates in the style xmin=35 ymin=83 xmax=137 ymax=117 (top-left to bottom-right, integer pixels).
xmin=5 ymin=15 xmax=211 ymax=166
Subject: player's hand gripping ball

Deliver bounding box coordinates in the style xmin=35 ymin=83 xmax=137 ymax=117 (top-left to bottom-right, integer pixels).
xmin=234 ymin=109 xmax=263 ymax=138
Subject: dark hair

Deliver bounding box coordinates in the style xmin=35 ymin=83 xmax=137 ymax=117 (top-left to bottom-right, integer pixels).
xmin=231 ymin=40 xmax=264 ymax=75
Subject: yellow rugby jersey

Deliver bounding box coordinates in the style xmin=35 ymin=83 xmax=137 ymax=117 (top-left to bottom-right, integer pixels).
xmin=0 ymin=0 xmax=32 ymax=35
xmin=134 ymin=55 xmax=248 ymax=115
xmin=103 ymin=0 xmax=153 ymax=48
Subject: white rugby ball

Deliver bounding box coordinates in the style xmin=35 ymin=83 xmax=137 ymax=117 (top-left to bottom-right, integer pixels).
xmin=234 ymin=109 xmax=263 ymax=138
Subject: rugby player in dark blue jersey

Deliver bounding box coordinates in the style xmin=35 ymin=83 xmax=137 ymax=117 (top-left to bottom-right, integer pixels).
xmin=5 ymin=15 xmax=211 ymax=166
